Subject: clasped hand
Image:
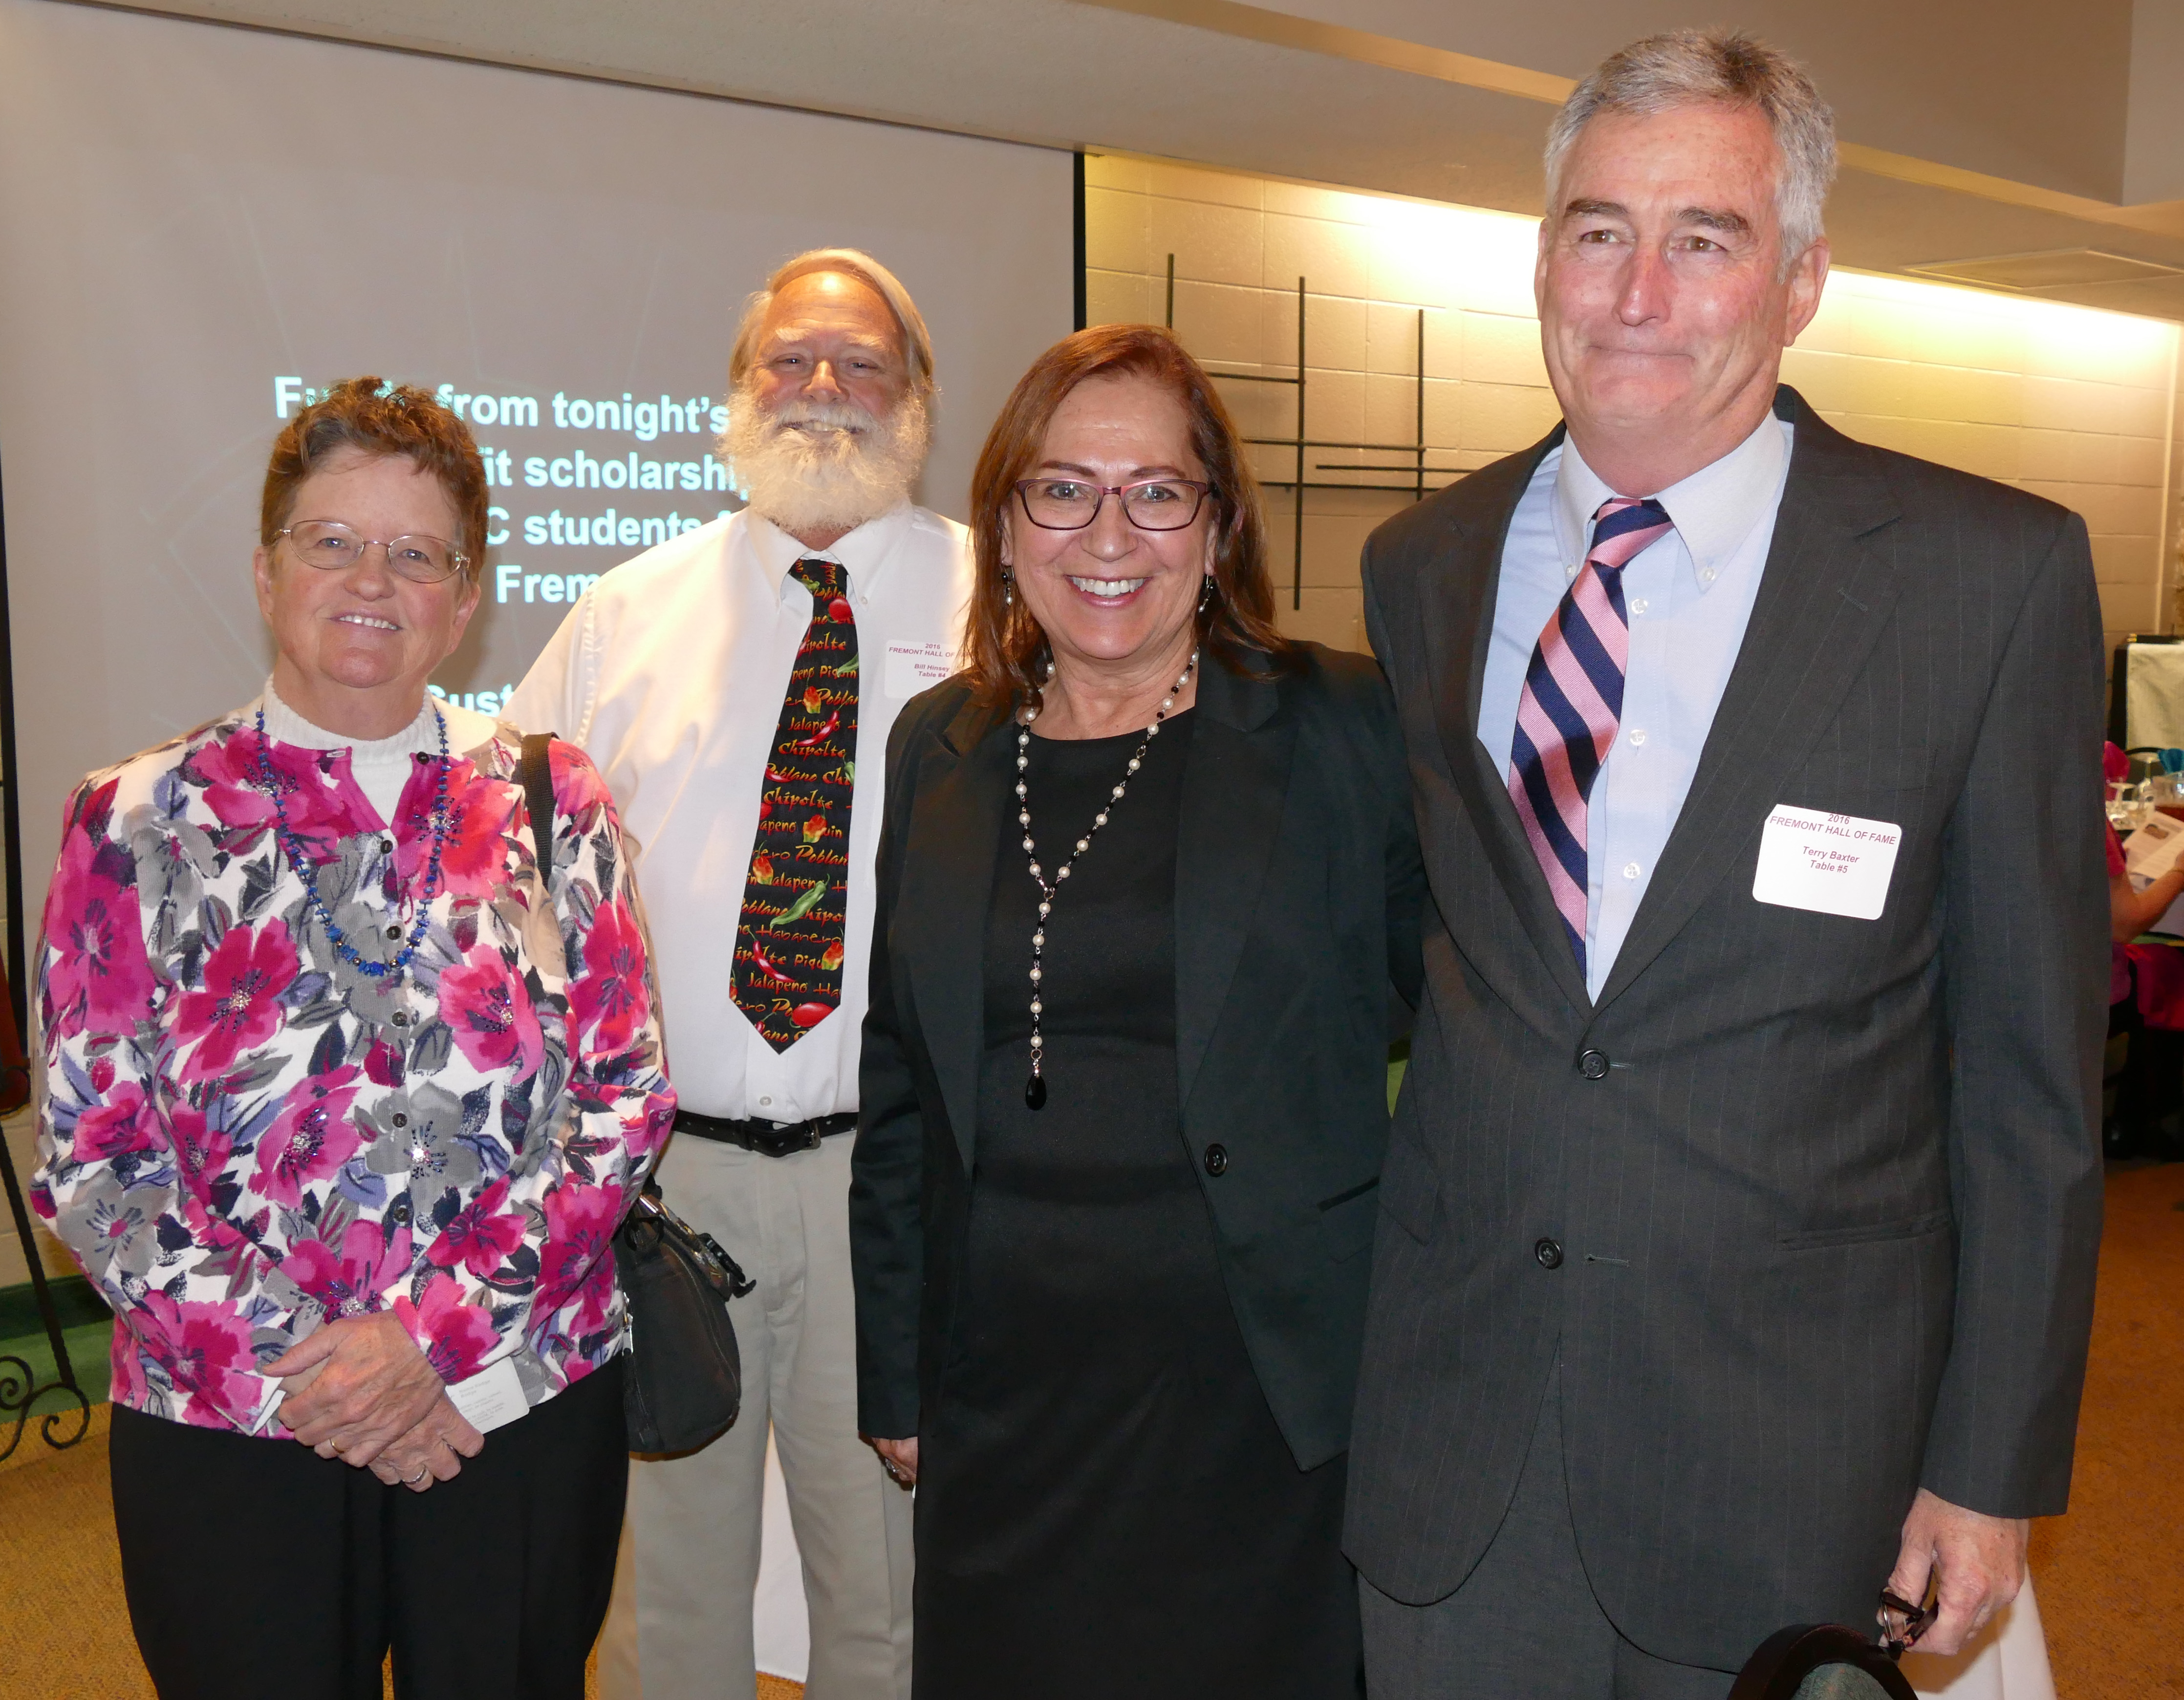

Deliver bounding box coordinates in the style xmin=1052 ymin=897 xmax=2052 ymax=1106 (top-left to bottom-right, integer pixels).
xmin=866 ymin=1434 xmax=919 ymax=1488
xmin=265 ymin=1312 xmax=484 ymax=1492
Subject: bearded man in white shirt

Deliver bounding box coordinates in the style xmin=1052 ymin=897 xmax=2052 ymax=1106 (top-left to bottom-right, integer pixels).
xmin=507 ymin=248 xmax=970 ymax=1700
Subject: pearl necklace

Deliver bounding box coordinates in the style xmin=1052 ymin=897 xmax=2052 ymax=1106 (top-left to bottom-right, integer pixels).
xmin=253 ymin=704 xmax=454 ymax=981
xmin=1015 ymin=648 xmax=1198 ymax=1110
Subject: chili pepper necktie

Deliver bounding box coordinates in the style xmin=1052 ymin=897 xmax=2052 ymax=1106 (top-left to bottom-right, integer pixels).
xmin=1507 ymin=496 xmax=1672 ymax=977
xmin=732 ymin=559 xmax=859 ymax=1049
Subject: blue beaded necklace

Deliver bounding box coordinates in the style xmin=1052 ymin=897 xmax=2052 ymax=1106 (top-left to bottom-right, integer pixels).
xmin=252 ymin=703 xmax=455 ymax=980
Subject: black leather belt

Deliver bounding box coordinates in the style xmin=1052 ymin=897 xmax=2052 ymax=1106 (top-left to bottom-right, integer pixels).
xmin=672 ymin=1107 xmax=857 ymax=1158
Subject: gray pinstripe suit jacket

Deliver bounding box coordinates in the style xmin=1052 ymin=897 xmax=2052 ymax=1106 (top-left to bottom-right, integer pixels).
xmin=1344 ymin=387 xmax=2108 ymax=1669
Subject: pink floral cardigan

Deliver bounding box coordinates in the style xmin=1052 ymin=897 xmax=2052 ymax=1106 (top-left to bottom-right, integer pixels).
xmin=32 ymin=711 xmax=677 ymax=1434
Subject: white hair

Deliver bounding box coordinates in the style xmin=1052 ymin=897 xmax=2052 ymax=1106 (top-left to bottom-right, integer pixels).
xmin=1545 ymin=30 xmax=1837 ymax=274
xmin=727 ymin=247 xmax=936 ymax=398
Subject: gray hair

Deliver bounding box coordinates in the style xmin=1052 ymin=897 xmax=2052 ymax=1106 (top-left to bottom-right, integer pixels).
xmin=1544 ymin=30 xmax=1837 ymax=273
xmin=728 ymin=247 xmax=936 ymax=398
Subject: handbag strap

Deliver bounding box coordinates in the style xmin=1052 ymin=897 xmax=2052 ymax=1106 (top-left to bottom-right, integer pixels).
xmin=519 ymin=732 xmax=570 ymax=982
xmin=519 ymin=732 xmax=556 ymax=869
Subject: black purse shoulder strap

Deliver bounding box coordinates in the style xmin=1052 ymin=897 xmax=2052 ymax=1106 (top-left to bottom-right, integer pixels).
xmin=518 ymin=732 xmax=569 ymax=983
xmin=519 ymin=732 xmax=557 ymax=869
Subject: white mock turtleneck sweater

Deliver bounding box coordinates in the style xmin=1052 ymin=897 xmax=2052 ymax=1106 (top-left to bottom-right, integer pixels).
xmin=255 ymin=681 xmax=500 ymax=822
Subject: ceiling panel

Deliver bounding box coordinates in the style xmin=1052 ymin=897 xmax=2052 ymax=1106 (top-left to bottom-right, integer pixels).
xmin=96 ymin=0 xmax=2184 ymax=321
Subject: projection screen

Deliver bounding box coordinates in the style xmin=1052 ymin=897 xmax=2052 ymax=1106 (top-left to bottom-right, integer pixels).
xmin=0 ymin=0 xmax=1075 ymax=975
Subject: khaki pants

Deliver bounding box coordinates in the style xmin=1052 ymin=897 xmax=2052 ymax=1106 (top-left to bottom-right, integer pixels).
xmin=598 ymin=1133 xmax=914 ymax=1700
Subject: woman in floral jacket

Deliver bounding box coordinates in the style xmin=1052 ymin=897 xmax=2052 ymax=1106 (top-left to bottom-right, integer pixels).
xmin=33 ymin=378 xmax=675 ymax=1700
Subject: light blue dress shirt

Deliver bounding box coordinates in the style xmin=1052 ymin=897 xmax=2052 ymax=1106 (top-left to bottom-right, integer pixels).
xmin=1478 ymin=415 xmax=1795 ymax=1000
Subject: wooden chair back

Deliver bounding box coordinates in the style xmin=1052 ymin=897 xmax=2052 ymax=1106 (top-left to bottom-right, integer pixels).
xmin=1728 ymin=1625 xmax=1917 ymax=1700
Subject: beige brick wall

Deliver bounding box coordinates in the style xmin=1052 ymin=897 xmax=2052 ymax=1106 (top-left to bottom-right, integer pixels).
xmin=1084 ymin=152 xmax=2184 ymax=662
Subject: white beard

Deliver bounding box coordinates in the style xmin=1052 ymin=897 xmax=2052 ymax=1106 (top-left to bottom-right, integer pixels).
xmin=720 ymin=386 xmax=930 ymax=537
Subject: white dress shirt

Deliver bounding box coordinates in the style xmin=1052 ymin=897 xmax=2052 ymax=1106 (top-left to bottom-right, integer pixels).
xmin=505 ymin=501 xmax=973 ymax=1121
xmin=1478 ymin=414 xmax=1793 ymax=999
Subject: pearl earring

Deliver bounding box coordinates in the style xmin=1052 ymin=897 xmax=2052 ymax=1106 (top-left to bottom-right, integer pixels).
xmin=1003 ymin=569 xmax=1014 ymax=608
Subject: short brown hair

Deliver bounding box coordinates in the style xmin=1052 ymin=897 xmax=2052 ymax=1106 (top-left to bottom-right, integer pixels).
xmin=260 ymin=377 xmax=490 ymax=576
xmin=964 ymin=325 xmax=1287 ymax=707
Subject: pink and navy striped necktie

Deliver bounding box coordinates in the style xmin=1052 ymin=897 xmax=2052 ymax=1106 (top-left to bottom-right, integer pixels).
xmin=1508 ymin=495 xmax=1674 ymax=974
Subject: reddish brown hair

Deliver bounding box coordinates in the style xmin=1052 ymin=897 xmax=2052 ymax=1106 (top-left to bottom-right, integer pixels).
xmin=260 ymin=377 xmax=490 ymax=578
xmin=964 ymin=324 xmax=1288 ymax=707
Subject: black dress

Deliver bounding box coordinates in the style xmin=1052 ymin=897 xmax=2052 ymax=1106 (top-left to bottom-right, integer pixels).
xmin=912 ymin=710 xmax=1363 ymax=1699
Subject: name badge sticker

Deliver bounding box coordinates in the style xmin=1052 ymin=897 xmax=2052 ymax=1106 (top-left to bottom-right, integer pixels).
xmin=444 ymin=1356 xmax=529 ymax=1434
xmin=1752 ymin=804 xmax=1903 ymax=921
xmin=884 ymin=640 xmax=954 ymax=699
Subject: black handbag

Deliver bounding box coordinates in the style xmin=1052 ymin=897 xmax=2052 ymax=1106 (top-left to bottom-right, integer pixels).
xmin=520 ymin=733 xmax=753 ymax=1454
xmin=612 ymin=1180 xmax=754 ymax=1453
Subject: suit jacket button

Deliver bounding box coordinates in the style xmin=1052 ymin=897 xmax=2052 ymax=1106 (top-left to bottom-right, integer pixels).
xmin=1578 ymin=1048 xmax=1609 ymax=1080
xmin=1535 ymin=1237 xmax=1564 ymax=1269
xmin=1203 ymin=1144 xmax=1229 ymax=1177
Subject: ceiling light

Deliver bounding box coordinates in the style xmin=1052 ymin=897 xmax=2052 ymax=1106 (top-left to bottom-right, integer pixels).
xmin=1907 ymin=249 xmax=2184 ymax=292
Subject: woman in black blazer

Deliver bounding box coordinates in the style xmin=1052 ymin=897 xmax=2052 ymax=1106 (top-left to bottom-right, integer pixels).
xmin=850 ymin=324 xmax=1422 ymax=1699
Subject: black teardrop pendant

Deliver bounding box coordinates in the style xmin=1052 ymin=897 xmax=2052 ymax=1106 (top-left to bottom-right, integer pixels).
xmin=1024 ymin=1072 xmax=1047 ymax=1111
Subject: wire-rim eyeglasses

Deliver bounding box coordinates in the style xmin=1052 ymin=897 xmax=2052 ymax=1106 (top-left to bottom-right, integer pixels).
xmin=276 ymin=520 xmax=470 ymax=584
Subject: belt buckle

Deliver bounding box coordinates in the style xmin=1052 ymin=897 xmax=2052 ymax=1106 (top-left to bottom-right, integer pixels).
xmin=754 ymin=1120 xmax=821 ymax=1159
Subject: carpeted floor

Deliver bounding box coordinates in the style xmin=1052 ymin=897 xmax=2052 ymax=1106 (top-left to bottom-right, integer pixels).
xmin=2 ymin=1165 xmax=2177 ymax=1699
xmin=0 ymin=1405 xmax=140 ymax=1700
xmin=2027 ymin=1162 xmax=2184 ymax=1698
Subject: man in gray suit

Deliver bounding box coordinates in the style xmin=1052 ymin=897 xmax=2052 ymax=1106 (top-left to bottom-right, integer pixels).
xmin=1349 ymin=29 xmax=2106 ymax=1698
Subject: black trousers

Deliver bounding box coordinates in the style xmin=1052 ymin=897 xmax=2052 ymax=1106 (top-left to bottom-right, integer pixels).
xmin=2107 ymin=989 xmax=2184 ymax=1158
xmin=109 ymin=1356 xmax=627 ymax=1700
